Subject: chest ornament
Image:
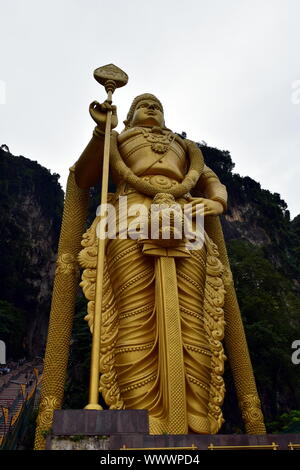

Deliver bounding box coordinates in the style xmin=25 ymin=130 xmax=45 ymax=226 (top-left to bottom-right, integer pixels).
xmin=141 ymin=127 xmax=174 ymax=154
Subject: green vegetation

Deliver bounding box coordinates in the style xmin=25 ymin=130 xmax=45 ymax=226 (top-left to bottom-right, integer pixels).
xmin=227 ymin=240 xmax=300 ymax=423
xmin=63 ymin=296 xmax=92 ymax=409
xmin=267 ymin=410 xmax=300 ymax=433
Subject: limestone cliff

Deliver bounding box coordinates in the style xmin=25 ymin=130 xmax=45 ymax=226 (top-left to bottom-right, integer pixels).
xmin=0 ymin=145 xmax=63 ymax=357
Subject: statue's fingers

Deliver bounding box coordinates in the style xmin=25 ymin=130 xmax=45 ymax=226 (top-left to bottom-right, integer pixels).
xmin=89 ymin=100 xmax=101 ymax=112
xmin=103 ymin=100 xmax=112 ymax=108
xmin=204 ymin=208 xmax=216 ymax=216
xmin=193 ymin=197 xmax=204 ymax=205
xmin=101 ymin=102 xmax=117 ymax=114
xmin=186 ymin=196 xmax=202 ymax=203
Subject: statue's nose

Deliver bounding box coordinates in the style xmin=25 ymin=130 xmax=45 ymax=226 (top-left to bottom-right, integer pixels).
xmin=148 ymin=104 xmax=155 ymax=109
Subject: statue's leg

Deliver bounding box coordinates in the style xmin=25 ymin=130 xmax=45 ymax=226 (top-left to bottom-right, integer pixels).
xmin=106 ymin=239 xmax=159 ymax=411
xmin=177 ymin=246 xmax=211 ymax=433
xmin=205 ymin=216 xmax=266 ymax=434
xmin=177 ymin=238 xmax=226 ymax=434
xmin=106 ymin=238 xmax=188 ymax=434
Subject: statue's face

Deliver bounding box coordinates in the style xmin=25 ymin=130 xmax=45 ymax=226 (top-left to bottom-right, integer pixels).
xmin=131 ymin=99 xmax=164 ymax=127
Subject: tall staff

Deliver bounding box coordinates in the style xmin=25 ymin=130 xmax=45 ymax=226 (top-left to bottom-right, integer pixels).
xmin=85 ymin=64 xmax=128 ymax=409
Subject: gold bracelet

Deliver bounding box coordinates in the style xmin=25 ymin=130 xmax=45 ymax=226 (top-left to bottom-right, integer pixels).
xmin=93 ymin=126 xmax=106 ymax=138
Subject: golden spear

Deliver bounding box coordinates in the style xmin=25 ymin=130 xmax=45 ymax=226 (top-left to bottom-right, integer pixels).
xmin=85 ymin=64 xmax=128 ymax=409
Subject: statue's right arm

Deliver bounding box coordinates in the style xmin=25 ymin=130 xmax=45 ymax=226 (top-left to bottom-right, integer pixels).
xmin=75 ymin=101 xmax=118 ymax=189
xmin=74 ymin=128 xmax=105 ymax=189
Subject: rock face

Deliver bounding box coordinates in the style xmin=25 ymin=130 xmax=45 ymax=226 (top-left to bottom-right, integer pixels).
xmin=201 ymin=144 xmax=299 ymax=277
xmin=0 ymin=145 xmax=63 ymax=357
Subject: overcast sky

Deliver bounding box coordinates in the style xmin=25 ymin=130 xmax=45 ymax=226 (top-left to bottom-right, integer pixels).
xmin=1 ymin=0 xmax=299 ymax=218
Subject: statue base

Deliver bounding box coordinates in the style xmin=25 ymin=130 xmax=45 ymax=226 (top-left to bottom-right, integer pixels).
xmin=46 ymin=410 xmax=300 ymax=451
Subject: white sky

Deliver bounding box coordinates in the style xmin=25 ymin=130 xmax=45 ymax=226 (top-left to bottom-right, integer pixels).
xmin=1 ymin=0 xmax=299 ymax=218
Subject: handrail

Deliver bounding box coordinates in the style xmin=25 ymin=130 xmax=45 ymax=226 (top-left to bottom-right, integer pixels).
xmin=121 ymin=444 xmax=198 ymax=450
xmin=288 ymin=442 xmax=300 ymax=450
xmin=208 ymin=442 xmax=279 ymax=450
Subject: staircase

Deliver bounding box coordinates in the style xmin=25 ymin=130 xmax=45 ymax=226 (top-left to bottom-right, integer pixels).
xmin=0 ymin=361 xmax=42 ymax=447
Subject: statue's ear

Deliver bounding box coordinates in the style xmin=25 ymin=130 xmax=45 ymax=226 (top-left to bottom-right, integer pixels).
xmin=123 ymin=119 xmax=130 ymax=129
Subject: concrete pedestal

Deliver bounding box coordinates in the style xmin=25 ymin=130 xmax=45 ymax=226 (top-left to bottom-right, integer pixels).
xmin=47 ymin=410 xmax=300 ymax=451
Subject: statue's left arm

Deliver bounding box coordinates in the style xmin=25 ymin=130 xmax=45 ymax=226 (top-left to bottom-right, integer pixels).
xmin=188 ymin=164 xmax=228 ymax=216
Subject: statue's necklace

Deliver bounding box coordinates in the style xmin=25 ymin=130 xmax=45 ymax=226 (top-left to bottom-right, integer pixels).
xmin=140 ymin=127 xmax=175 ymax=155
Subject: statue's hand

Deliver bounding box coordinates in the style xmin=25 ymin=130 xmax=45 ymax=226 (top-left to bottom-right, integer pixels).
xmin=89 ymin=100 xmax=118 ymax=130
xmin=186 ymin=197 xmax=223 ymax=217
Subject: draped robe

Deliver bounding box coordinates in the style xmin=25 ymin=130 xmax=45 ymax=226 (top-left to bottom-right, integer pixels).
xmin=78 ymin=128 xmax=227 ymax=434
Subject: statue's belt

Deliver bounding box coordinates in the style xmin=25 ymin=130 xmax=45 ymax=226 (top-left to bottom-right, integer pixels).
xmin=116 ymin=175 xmax=191 ymax=198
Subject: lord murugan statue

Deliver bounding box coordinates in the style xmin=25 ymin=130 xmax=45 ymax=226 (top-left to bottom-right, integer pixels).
xmin=35 ymin=65 xmax=266 ymax=449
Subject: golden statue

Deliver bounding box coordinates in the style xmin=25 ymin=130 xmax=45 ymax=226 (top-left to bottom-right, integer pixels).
xmin=34 ymin=65 xmax=266 ymax=450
